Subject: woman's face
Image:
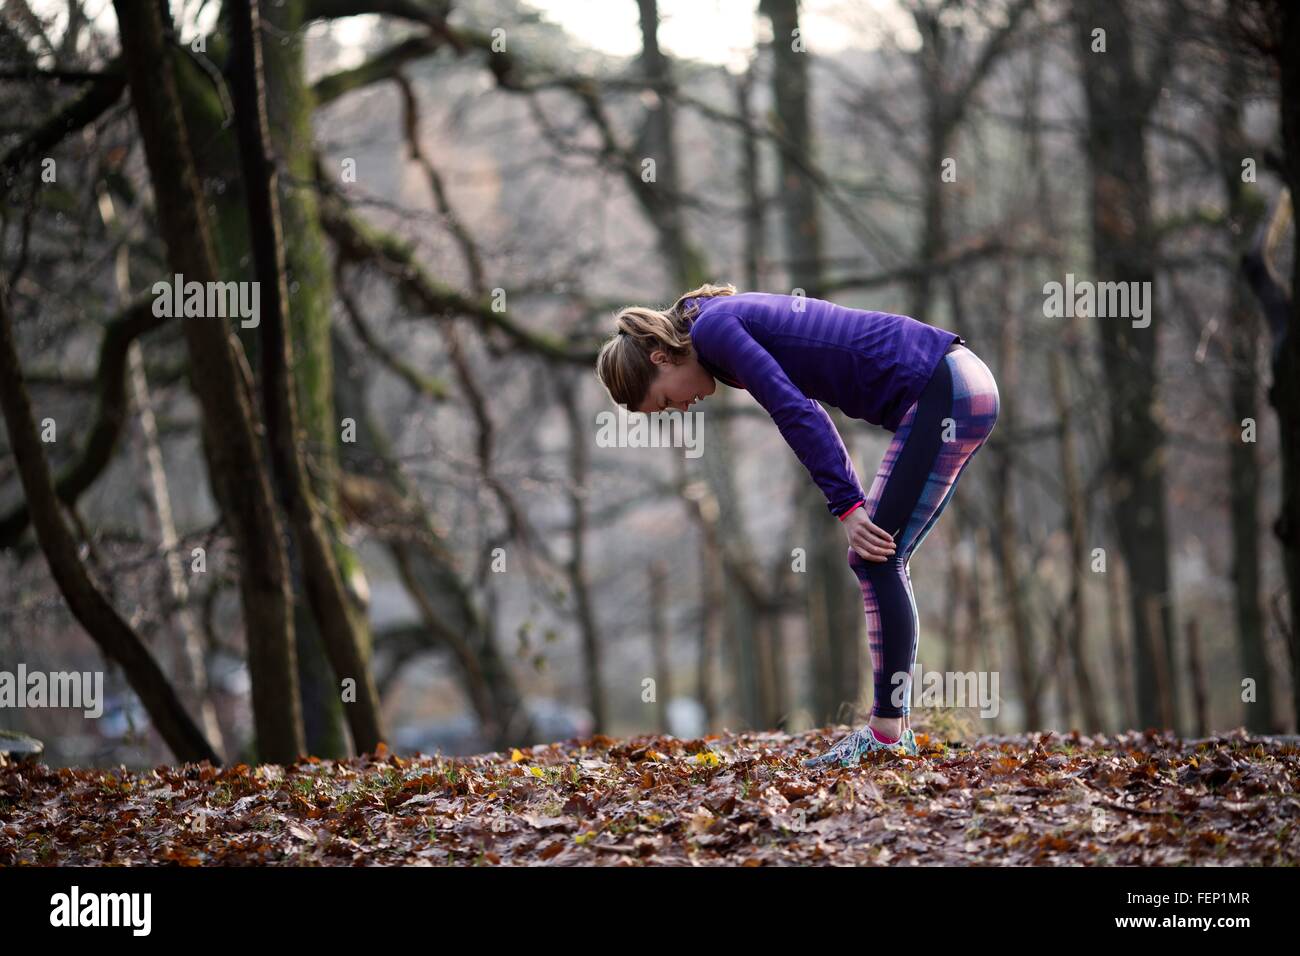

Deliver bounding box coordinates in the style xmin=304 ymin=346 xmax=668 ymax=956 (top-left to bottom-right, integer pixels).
xmin=636 ymin=349 xmax=717 ymax=413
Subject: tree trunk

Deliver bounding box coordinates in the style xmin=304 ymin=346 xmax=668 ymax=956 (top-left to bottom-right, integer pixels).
xmin=1026 ymin=33 xmax=1103 ymax=731
xmin=0 ymin=287 xmax=219 ymax=764
xmin=250 ymin=0 xmax=362 ymax=758
xmin=734 ymin=62 xmax=766 ymax=292
xmin=556 ymin=371 xmax=606 ymax=733
xmin=1107 ymin=550 xmax=1136 ymax=730
xmin=650 ymin=559 xmax=671 ymax=733
xmin=696 ymin=523 xmax=721 ymax=729
xmin=228 ymin=0 xmax=385 ymax=755
xmin=128 ymin=343 xmax=230 ymax=756
xmin=1216 ymin=43 xmax=1275 ymax=733
xmin=1073 ymin=0 xmax=1179 ymax=731
xmin=943 ymin=504 xmax=967 ymax=676
xmin=991 ymin=291 xmax=1040 ymax=730
xmin=635 ymin=0 xmax=706 ymax=288
xmin=112 ymin=0 xmax=304 ymax=763
xmin=1186 ymin=619 xmax=1209 ymax=737
xmin=95 ymin=175 xmax=227 ymax=757
xmin=1048 ymin=341 xmax=1102 ymax=730
xmin=1265 ymin=2 xmax=1300 ymax=730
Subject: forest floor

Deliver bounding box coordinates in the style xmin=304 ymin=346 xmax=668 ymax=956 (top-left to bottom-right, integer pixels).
xmin=2 ymin=724 xmax=1298 ymax=865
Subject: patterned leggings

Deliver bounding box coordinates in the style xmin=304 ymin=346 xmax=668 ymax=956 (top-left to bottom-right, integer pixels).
xmin=848 ymin=344 xmax=1000 ymax=718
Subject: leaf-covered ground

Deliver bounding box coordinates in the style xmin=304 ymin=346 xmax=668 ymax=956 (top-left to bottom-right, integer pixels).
xmin=2 ymin=727 xmax=1297 ymax=865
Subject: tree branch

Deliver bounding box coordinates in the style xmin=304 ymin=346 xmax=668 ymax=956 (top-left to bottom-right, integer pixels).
xmin=317 ymin=176 xmax=599 ymax=365
xmin=303 ymin=0 xmax=450 ymax=24
xmin=953 ymin=0 xmax=1037 ymax=125
xmin=0 ymin=281 xmax=217 ymax=764
xmin=335 ymin=260 xmax=451 ymax=399
xmin=0 ymin=296 xmax=168 ymax=548
xmin=312 ymin=34 xmax=443 ymax=107
xmin=0 ymin=65 xmax=126 ymax=201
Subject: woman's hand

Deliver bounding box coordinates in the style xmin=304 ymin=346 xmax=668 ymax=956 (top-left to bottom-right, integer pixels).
xmin=843 ymin=508 xmax=896 ymax=562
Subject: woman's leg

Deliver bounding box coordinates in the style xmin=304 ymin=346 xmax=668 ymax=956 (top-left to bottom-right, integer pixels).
xmin=849 ymin=346 xmax=1000 ymax=731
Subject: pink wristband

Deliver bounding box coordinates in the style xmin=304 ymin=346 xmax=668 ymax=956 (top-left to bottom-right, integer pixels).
xmin=838 ymin=500 xmax=865 ymax=522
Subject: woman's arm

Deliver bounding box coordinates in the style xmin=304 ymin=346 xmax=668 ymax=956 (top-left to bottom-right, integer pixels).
xmin=691 ymin=310 xmax=867 ymax=517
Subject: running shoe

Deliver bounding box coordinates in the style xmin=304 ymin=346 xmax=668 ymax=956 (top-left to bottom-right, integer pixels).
xmin=803 ymin=726 xmax=911 ymax=768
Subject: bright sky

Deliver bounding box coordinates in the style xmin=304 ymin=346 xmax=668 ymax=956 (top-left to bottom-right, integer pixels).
xmin=26 ymin=0 xmax=916 ymax=73
xmin=522 ymin=0 xmax=915 ymax=72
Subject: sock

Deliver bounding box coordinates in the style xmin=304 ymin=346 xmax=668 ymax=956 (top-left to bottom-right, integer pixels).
xmin=869 ymin=726 xmax=900 ymax=744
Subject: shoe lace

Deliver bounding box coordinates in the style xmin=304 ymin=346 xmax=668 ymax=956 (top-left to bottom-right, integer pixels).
xmin=827 ymin=729 xmax=870 ymax=761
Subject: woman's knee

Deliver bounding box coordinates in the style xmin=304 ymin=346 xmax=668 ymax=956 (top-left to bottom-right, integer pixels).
xmin=848 ymin=545 xmax=903 ymax=578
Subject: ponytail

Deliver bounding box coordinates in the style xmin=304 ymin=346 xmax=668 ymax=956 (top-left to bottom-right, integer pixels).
xmin=595 ymin=283 xmax=737 ymax=409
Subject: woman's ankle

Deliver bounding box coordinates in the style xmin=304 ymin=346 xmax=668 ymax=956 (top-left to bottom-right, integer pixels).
xmin=868 ymin=715 xmax=903 ymax=740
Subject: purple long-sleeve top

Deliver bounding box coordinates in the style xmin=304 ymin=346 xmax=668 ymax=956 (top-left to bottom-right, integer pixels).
xmin=687 ymin=292 xmax=962 ymax=518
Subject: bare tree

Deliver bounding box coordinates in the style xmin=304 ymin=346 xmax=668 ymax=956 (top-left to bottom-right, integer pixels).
xmin=112 ymin=0 xmax=305 ymax=762
xmin=0 ymin=284 xmax=218 ymax=764
xmin=1073 ymin=0 xmax=1184 ymax=731
xmin=228 ymin=0 xmax=386 ymax=755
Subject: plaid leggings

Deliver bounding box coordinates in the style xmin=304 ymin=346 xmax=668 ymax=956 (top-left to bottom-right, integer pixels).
xmin=848 ymin=344 xmax=1000 ymax=718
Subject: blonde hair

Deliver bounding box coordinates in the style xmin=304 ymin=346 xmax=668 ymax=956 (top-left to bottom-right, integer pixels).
xmin=595 ymin=282 xmax=737 ymax=409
